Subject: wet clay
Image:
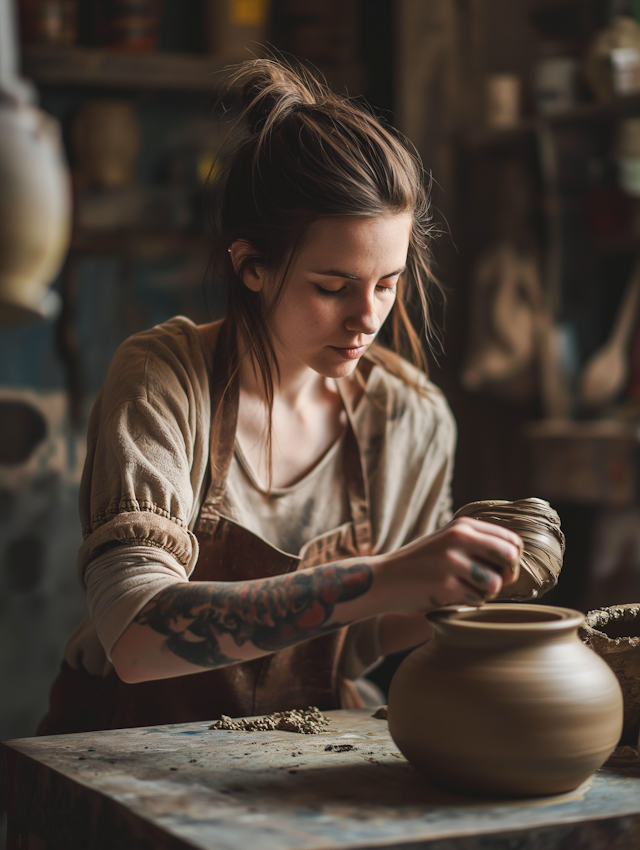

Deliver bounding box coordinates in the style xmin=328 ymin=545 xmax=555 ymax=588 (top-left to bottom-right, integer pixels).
xmin=454 ymin=498 xmax=565 ymax=601
xmin=580 ymin=604 xmax=640 ymax=745
xmin=388 ymin=604 xmax=623 ymax=797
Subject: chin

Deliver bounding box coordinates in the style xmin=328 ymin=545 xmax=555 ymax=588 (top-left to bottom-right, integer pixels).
xmin=317 ymin=360 xmax=360 ymax=379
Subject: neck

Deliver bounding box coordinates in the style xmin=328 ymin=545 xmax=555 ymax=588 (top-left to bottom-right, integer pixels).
xmin=237 ymin=331 xmax=332 ymax=409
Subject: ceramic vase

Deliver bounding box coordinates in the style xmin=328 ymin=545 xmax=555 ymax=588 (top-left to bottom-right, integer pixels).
xmin=388 ymin=604 xmax=623 ymax=797
xmin=0 ymin=99 xmax=71 ymax=321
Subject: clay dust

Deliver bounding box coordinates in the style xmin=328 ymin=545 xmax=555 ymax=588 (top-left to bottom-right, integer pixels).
xmin=209 ymin=706 xmax=331 ymax=734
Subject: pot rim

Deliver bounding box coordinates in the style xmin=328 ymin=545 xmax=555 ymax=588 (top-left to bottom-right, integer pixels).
xmin=428 ymin=603 xmax=585 ymax=633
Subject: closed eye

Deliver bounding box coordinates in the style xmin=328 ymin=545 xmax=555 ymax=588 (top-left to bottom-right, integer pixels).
xmin=314 ymin=282 xmax=398 ymax=297
xmin=315 ymin=285 xmax=347 ymax=297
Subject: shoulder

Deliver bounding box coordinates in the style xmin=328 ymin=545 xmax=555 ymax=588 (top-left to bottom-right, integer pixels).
xmin=102 ymin=316 xmax=216 ymax=416
xmin=362 ymin=349 xmax=456 ymax=445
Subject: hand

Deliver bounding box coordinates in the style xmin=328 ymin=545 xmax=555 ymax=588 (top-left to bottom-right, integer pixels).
xmin=373 ymin=517 xmax=523 ymax=615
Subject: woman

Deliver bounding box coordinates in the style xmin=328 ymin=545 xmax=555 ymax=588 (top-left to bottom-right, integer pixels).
xmin=39 ymin=59 xmax=521 ymax=734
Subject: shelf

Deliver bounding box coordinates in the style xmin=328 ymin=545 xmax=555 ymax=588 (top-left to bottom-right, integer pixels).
xmin=465 ymin=93 xmax=640 ymax=150
xmin=524 ymin=419 xmax=640 ymax=505
xmin=20 ymin=45 xmax=365 ymax=95
xmin=71 ymin=230 xmax=210 ymax=258
xmin=525 ymin=419 xmax=639 ymax=439
xmin=21 ymin=45 xmax=232 ymax=92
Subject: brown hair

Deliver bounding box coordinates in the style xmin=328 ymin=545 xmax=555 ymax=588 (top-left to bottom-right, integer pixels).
xmin=210 ymin=57 xmax=440 ymax=478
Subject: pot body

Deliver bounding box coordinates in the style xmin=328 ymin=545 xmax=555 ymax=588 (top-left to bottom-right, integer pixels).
xmin=388 ymin=604 xmax=623 ymax=797
xmin=0 ymin=100 xmax=71 ymax=321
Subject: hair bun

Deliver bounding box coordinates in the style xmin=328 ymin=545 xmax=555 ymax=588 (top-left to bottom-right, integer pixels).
xmin=229 ymin=58 xmax=322 ymax=135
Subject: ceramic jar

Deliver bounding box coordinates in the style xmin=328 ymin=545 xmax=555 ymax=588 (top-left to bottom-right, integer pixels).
xmin=71 ymin=100 xmax=140 ymax=189
xmin=388 ymin=604 xmax=623 ymax=797
xmin=580 ymin=604 xmax=640 ymax=746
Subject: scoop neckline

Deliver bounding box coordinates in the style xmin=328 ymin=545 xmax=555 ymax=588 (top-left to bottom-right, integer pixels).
xmin=234 ymin=429 xmax=347 ymax=496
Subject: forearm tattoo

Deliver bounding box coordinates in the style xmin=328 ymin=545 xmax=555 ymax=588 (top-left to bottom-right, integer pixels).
xmin=133 ymin=562 xmax=373 ymax=669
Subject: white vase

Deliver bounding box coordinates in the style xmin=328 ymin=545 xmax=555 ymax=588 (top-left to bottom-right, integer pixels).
xmin=0 ymin=98 xmax=71 ymax=321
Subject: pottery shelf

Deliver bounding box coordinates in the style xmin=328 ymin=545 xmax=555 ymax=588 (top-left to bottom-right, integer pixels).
xmin=22 ymin=45 xmax=232 ymax=92
xmin=524 ymin=419 xmax=640 ymax=505
xmin=70 ymin=230 xmax=211 ymax=258
xmin=21 ymin=45 xmax=364 ymax=94
xmin=465 ymin=93 xmax=640 ymax=151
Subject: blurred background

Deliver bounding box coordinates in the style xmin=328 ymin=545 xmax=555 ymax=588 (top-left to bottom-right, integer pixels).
xmin=1 ymin=0 xmax=640 ymax=754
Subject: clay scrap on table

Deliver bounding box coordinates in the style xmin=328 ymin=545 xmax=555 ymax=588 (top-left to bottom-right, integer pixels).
xmin=209 ymin=706 xmax=330 ymax=734
xmin=580 ymin=603 xmax=640 ymax=746
xmin=454 ymin=497 xmax=565 ymax=601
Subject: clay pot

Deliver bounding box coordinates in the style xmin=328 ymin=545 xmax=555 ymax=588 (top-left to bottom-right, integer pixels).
xmin=580 ymin=604 xmax=640 ymax=746
xmin=0 ymin=99 xmax=71 ymax=321
xmin=388 ymin=604 xmax=623 ymax=797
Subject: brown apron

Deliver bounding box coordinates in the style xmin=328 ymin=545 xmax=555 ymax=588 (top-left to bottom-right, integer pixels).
xmin=38 ymin=321 xmax=373 ymax=734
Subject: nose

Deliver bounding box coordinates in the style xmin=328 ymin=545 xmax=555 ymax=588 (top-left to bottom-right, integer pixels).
xmin=344 ymin=289 xmax=381 ymax=337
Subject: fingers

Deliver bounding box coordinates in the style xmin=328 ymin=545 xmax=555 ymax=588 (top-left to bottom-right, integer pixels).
xmin=385 ymin=516 xmax=524 ymax=616
xmin=449 ymin=518 xmax=522 ymax=585
xmin=426 ymin=573 xmax=488 ymax=611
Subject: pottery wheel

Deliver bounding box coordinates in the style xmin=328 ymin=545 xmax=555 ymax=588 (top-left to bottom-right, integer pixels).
xmin=453 ymin=497 xmax=565 ymax=601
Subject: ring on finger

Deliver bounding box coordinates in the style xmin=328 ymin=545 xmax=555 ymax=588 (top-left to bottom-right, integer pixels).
xmin=470 ymin=562 xmax=499 ymax=590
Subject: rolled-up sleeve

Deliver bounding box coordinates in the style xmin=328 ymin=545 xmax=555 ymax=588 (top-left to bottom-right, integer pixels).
xmin=84 ymin=545 xmax=188 ymax=660
xmin=76 ymin=317 xmax=212 ymax=657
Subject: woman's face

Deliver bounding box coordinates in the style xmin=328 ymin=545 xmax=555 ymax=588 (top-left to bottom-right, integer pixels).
xmin=241 ymin=213 xmax=412 ymax=379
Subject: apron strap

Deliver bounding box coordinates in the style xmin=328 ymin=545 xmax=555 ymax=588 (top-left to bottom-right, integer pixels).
xmin=336 ymin=376 xmax=372 ymax=556
xmin=197 ymin=320 xmax=239 ymax=531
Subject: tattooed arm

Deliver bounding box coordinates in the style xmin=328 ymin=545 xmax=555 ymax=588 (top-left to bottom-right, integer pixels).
xmin=112 ymin=560 xmax=375 ymax=683
xmin=111 ymin=518 xmax=522 ymax=683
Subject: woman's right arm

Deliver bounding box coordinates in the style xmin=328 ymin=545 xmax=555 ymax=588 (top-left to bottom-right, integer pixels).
xmin=112 ymin=517 xmax=521 ymax=683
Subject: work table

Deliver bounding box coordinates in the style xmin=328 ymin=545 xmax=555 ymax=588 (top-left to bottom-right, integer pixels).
xmin=2 ymin=708 xmax=640 ymax=849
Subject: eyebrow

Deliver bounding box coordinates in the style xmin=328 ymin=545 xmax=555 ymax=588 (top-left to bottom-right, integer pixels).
xmin=310 ymin=266 xmax=406 ymax=280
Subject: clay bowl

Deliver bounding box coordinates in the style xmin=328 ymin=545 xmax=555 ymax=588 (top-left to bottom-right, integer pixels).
xmin=580 ymin=604 xmax=640 ymax=746
xmin=388 ymin=604 xmax=623 ymax=797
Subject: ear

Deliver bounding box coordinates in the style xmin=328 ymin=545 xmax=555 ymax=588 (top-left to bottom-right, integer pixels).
xmin=229 ymin=240 xmax=265 ymax=293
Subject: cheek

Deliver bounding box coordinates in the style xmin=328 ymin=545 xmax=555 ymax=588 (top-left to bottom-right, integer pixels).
xmin=272 ymin=294 xmax=330 ymax=344
xmin=292 ymin=297 xmax=342 ymax=335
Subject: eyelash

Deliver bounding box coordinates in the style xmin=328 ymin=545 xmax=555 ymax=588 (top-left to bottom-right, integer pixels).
xmin=315 ymin=284 xmax=396 ymax=297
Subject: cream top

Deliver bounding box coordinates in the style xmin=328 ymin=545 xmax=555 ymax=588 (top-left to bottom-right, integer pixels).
xmin=65 ymin=316 xmax=456 ymax=680
xmin=226 ymin=435 xmax=350 ymax=555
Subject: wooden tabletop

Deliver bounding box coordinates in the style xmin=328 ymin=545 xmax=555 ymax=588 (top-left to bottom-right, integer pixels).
xmin=2 ymin=709 xmax=640 ymax=850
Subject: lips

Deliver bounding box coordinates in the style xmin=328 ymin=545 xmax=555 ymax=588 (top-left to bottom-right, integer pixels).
xmin=329 ymin=345 xmax=366 ymax=360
